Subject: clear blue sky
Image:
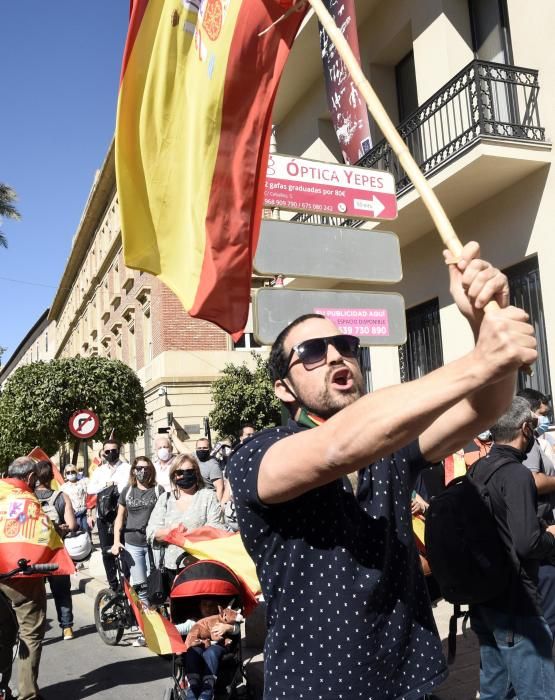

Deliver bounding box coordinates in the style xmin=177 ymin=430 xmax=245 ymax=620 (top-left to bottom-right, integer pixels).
xmin=0 ymin=3 xmax=129 ymax=361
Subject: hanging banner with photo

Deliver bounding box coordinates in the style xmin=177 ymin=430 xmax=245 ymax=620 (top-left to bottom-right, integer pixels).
xmin=319 ymin=0 xmax=372 ymax=164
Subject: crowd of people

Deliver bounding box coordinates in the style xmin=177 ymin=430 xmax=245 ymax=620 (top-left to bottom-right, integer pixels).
xmin=3 ymin=243 xmax=555 ymax=700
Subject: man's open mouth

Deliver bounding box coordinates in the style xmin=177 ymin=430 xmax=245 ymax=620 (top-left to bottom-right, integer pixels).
xmin=330 ymin=367 xmax=354 ymax=390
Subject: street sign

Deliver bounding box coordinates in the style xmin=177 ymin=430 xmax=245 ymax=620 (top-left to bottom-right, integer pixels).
xmin=254 ymin=220 xmax=402 ymax=283
xmin=253 ymin=288 xmax=406 ymax=346
xmin=69 ymin=409 xmax=100 ymax=439
xmin=263 ymin=153 xmax=397 ymax=221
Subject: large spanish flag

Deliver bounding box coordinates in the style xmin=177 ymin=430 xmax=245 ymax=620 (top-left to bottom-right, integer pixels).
xmin=0 ymin=479 xmax=75 ymax=576
xmin=116 ymin=0 xmax=306 ymax=335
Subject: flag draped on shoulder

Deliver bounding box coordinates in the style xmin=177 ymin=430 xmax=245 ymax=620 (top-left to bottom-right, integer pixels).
xmin=116 ymin=0 xmax=306 ymax=336
xmin=0 ymin=479 xmax=75 ymax=576
xmin=164 ymin=524 xmax=260 ymax=602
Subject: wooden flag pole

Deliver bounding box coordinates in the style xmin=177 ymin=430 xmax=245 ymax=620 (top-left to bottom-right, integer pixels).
xmin=306 ymin=0 xmax=535 ymax=373
xmin=307 ymin=0 xmax=464 ymax=258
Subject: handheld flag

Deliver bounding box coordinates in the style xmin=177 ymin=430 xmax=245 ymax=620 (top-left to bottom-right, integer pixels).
xmin=164 ymin=524 xmax=260 ymax=603
xmin=27 ymin=447 xmax=64 ymax=490
xmin=0 ymin=479 xmax=75 ymax=576
xmin=116 ymin=0 xmax=307 ymax=336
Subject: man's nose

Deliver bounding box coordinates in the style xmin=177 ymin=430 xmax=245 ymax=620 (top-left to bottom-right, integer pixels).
xmin=326 ymin=341 xmax=343 ymax=363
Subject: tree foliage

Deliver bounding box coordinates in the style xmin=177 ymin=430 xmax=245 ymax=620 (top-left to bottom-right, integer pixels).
xmin=209 ymin=353 xmax=281 ymax=441
xmin=0 ymin=183 xmax=21 ymax=249
xmin=0 ymin=356 xmax=146 ymax=467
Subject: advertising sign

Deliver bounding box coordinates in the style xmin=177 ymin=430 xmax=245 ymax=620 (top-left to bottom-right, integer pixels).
xmin=319 ymin=0 xmax=372 ymax=164
xmin=264 ymin=154 xmax=397 ymax=220
xmin=253 ymin=288 xmax=406 ymax=346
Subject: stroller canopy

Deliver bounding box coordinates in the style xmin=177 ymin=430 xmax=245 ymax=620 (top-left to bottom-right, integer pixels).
xmin=170 ymin=559 xmax=258 ymax=619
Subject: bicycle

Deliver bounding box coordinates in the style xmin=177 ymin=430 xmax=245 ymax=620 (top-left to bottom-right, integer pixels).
xmin=93 ymin=528 xmax=155 ymax=646
xmin=0 ymin=559 xmax=58 ymax=700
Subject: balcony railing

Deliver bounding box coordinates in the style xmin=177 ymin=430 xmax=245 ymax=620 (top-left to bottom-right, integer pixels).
xmin=292 ymin=59 xmax=545 ymax=226
xmin=359 ymin=59 xmax=545 ymax=194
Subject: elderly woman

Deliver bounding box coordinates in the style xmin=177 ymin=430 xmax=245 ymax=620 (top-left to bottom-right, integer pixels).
xmin=146 ymin=454 xmax=224 ymax=576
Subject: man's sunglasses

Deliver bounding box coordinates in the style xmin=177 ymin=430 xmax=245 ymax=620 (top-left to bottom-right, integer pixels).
xmin=282 ymin=334 xmax=360 ymax=378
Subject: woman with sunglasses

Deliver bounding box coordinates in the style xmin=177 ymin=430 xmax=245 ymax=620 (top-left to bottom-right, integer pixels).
xmin=110 ymin=457 xmax=164 ymax=610
xmin=146 ymin=454 xmax=224 ymax=578
xmin=61 ymin=463 xmax=90 ymax=532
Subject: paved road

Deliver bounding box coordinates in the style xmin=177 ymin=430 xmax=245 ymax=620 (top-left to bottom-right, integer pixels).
xmin=11 ymin=584 xmax=174 ymax=700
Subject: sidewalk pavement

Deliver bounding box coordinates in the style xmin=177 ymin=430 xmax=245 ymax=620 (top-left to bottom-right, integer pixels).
xmin=74 ymin=544 xmax=482 ymax=700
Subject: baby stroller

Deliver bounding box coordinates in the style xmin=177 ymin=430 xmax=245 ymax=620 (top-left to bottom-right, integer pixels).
xmin=163 ymin=559 xmax=258 ymax=700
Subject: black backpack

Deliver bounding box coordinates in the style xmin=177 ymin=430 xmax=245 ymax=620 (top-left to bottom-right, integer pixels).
xmin=96 ymin=484 xmax=119 ymax=522
xmin=424 ymin=454 xmax=513 ymax=605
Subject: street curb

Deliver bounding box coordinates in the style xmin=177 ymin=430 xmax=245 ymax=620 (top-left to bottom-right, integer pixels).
xmin=72 ymin=570 xmax=106 ymax=600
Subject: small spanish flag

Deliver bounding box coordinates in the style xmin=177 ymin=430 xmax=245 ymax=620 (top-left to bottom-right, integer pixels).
xmin=116 ymin=0 xmax=306 ymax=336
xmin=444 ymin=450 xmax=467 ymax=486
xmin=124 ymin=579 xmax=187 ymax=654
xmin=164 ymin=524 xmax=260 ymax=599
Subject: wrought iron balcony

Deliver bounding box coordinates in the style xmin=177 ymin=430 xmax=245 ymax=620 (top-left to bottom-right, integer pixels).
xmin=292 ymin=59 xmax=545 ymax=226
xmin=359 ymin=59 xmax=545 ymax=195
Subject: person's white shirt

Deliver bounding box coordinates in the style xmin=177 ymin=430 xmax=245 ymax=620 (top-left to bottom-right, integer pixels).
xmin=153 ymin=455 xmax=175 ymax=491
xmin=87 ymin=459 xmax=131 ymax=494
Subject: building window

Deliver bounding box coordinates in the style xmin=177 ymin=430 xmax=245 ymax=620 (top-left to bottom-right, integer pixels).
xmin=395 ymin=51 xmax=418 ymax=122
xmin=398 ymin=298 xmax=444 ymax=383
xmin=233 ymin=332 xmax=262 ymax=350
xmin=45 ymin=331 xmax=48 ymax=353
xmin=505 ymin=257 xmax=552 ymax=398
xmin=468 ymin=0 xmax=512 ymax=64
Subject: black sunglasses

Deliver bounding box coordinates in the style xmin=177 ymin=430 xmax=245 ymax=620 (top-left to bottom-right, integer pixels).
xmin=65 ymin=470 xmax=77 ymax=475
xmin=282 ymin=334 xmax=360 ymax=378
xmin=174 ymin=469 xmax=194 ymax=477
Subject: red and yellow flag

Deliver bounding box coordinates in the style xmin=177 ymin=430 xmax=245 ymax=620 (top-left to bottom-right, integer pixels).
xmin=115 ymin=0 xmax=306 ymax=336
xmin=27 ymin=447 xmax=64 ymax=491
xmin=124 ymin=579 xmax=187 ymax=654
xmin=0 ymin=479 xmax=75 ymax=576
xmin=444 ymin=450 xmax=467 ymax=486
xmin=164 ymin=524 xmax=260 ymax=600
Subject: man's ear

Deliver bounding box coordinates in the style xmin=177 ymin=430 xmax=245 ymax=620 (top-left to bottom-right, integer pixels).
xmin=274 ymin=378 xmax=297 ymax=405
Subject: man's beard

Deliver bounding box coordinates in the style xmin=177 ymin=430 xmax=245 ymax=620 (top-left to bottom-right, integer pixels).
xmin=291 ymin=365 xmax=364 ymax=420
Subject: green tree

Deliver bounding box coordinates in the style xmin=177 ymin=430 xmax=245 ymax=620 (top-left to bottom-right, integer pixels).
xmin=0 ymin=356 xmax=146 ymax=467
xmin=0 ymin=183 xmax=21 ymax=248
xmin=209 ymin=353 xmax=281 ymax=441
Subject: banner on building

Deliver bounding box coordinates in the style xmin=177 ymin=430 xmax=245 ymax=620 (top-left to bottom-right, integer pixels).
xmin=319 ymin=0 xmax=372 ymax=164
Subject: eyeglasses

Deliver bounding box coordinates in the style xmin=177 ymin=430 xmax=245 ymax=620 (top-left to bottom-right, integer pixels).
xmin=132 ymin=465 xmax=149 ymax=471
xmin=65 ymin=470 xmax=77 ymax=475
xmin=282 ymin=334 xmax=360 ymax=378
xmin=174 ymin=469 xmax=193 ymax=477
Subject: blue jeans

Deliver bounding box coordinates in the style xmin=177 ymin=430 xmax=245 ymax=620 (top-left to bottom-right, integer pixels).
xmin=125 ymin=543 xmax=150 ymax=602
xmin=47 ymin=575 xmax=73 ymax=629
xmin=185 ymin=644 xmax=225 ymax=677
xmin=74 ymin=510 xmax=89 ymax=533
xmin=471 ymin=605 xmax=555 ymax=700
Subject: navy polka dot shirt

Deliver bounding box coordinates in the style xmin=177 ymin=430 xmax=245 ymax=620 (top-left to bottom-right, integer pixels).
xmin=229 ymin=420 xmax=447 ymax=700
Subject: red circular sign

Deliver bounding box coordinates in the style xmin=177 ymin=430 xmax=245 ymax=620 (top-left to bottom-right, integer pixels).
xmin=69 ymin=410 xmax=100 ymax=439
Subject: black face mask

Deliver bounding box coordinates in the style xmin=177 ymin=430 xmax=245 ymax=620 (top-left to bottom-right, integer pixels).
xmin=135 ymin=468 xmax=148 ymax=484
xmin=523 ymin=427 xmax=535 ymax=455
xmin=175 ymin=472 xmax=197 ymax=490
xmin=104 ymin=449 xmax=120 ymax=464
xmin=196 ymin=449 xmax=210 ymax=462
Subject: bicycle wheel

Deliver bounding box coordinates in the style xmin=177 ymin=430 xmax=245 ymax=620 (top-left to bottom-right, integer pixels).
xmin=94 ymin=588 xmax=124 ymax=646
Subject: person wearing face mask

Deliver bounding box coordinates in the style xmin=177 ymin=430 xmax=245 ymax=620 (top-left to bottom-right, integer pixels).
xmin=87 ymin=439 xmax=130 ymax=591
xmin=469 ymin=397 xmax=555 ymax=699
xmin=152 ymin=435 xmax=176 ymax=491
xmin=194 ymin=438 xmax=224 ymax=502
xmin=110 ymin=458 xmax=163 ymax=625
xmin=146 ymin=454 xmax=224 ymax=578
xmin=61 ymin=464 xmax=89 ymax=532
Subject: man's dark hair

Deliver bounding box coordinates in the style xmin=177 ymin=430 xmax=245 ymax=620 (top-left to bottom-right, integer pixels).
xmin=268 ymin=314 xmax=325 ymax=382
xmin=103 ymin=438 xmax=121 ymax=450
xmin=517 ymin=388 xmax=550 ymax=413
xmin=239 ymin=422 xmax=255 ymax=437
xmin=7 ymin=457 xmax=37 ymax=479
xmin=491 ymin=396 xmax=536 ymax=443
xmin=34 ymin=460 xmax=54 ymax=487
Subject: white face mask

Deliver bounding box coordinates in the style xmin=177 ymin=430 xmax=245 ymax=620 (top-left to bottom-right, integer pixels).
xmin=157 ymin=447 xmax=171 ymax=462
xmin=66 ymin=473 xmax=77 ymax=482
